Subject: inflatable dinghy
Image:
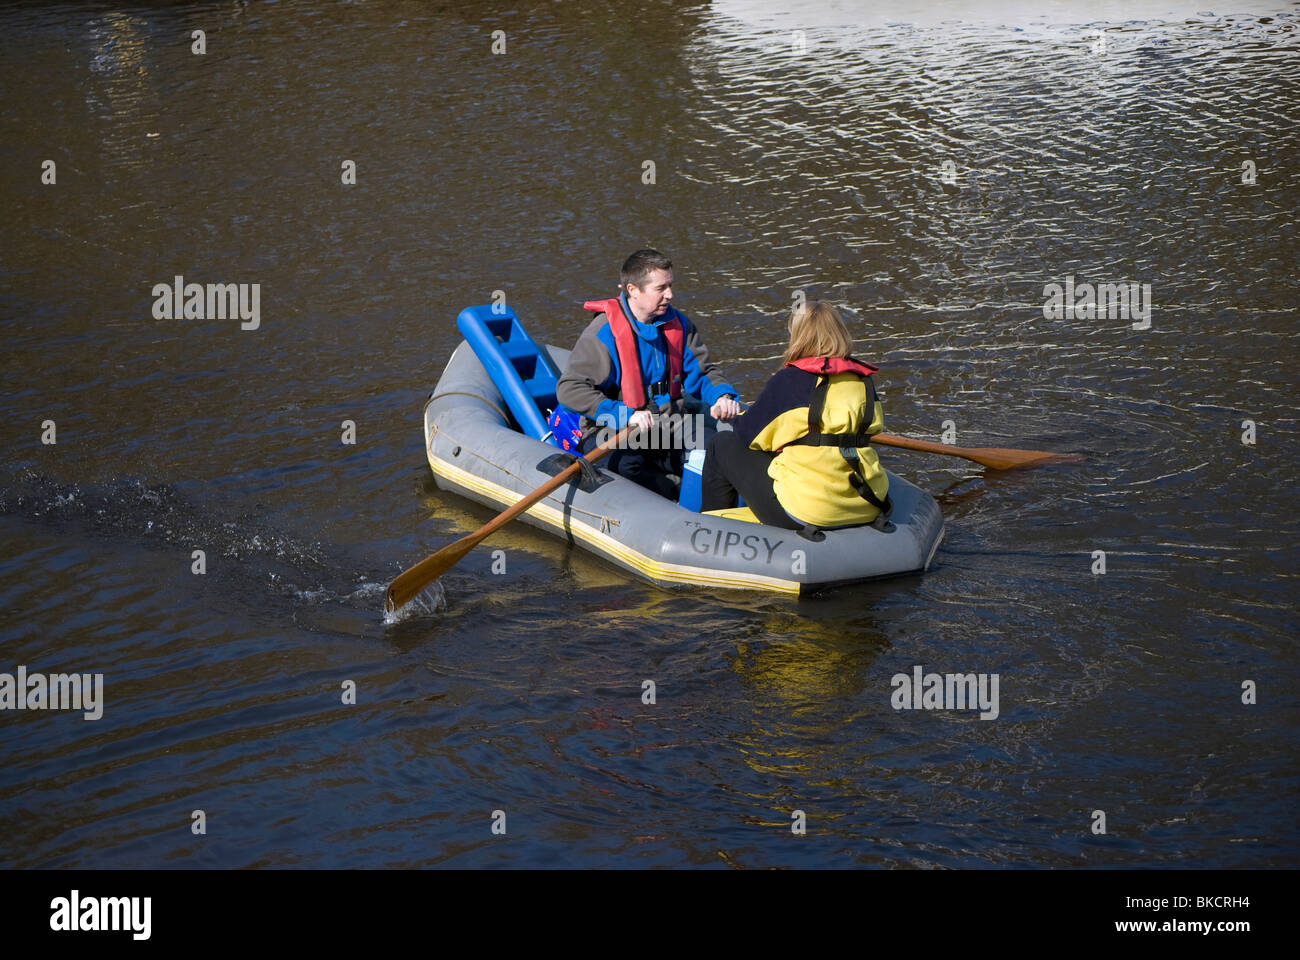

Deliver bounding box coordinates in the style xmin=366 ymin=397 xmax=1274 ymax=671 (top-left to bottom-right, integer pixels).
xmin=422 ymin=306 xmax=944 ymax=595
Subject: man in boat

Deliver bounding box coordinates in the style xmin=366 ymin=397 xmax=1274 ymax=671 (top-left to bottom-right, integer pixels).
xmin=554 ymin=249 xmax=741 ymax=498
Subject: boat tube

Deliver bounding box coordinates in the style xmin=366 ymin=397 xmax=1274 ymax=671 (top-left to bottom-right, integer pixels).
xmin=422 ymin=305 xmax=945 ymax=595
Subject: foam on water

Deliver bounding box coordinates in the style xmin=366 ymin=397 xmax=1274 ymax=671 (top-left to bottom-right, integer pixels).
xmin=1 ymin=471 xmax=401 ymax=617
xmin=381 ymin=580 xmax=448 ymax=625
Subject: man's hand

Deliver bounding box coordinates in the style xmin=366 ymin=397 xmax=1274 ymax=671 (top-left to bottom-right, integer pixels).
xmin=710 ymin=397 xmax=741 ymax=421
xmin=629 ymin=409 xmax=655 ymax=433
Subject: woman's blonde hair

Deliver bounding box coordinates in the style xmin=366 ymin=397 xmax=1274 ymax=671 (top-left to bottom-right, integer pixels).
xmin=782 ymin=300 xmax=853 ymax=366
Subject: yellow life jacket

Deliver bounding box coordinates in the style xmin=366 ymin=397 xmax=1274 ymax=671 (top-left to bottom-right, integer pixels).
xmin=749 ymin=357 xmax=890 ymax=528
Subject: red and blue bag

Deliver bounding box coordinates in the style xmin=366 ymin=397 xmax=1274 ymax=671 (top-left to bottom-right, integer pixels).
xmin=546 ymin=406 xmax=584 ymax=452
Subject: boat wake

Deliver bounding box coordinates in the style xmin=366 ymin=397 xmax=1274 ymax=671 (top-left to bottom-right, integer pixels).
xmin=1 ymin=470 xmax=397 ymax=619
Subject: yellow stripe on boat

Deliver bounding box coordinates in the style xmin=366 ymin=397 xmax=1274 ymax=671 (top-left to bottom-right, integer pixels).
xmin=428 ymin=452 xmax=803 ymax=594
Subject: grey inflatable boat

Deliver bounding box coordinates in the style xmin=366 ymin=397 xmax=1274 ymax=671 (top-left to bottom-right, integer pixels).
xmin=422 ymin=317 xmax=945 ymax=595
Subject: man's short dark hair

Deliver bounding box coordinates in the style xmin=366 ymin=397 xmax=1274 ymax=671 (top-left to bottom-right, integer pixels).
xmin=620 ymin=249 xmax=672 ymax=292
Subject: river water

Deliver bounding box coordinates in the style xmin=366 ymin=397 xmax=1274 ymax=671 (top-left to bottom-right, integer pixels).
xmin=1 ymin=0 xmax=1296 ymax=868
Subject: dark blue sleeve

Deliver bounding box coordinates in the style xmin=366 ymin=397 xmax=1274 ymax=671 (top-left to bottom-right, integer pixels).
xmin=734 ymin=367 xmax=811 ymax=447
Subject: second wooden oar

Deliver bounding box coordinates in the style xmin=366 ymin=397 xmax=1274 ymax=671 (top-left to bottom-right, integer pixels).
xmin=871 ymin=432 xmax=1078 ymax=470
xmin=385 ymin=425 xmax=635 ymax=613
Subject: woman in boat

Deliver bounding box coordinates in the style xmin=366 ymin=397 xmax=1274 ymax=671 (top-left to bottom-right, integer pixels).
xmin=699 ymin=300 xmax=891 ymax=531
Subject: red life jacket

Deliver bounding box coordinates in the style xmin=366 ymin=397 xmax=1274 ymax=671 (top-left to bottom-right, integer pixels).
xmin=786 ymin=356 xmax=878 ymax=378
xmin=583 ymin=298 xmax=684 ymax=408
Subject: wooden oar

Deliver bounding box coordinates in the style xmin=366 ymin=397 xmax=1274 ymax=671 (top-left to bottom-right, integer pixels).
xmin=385 ymin=425 xmax=635 ymax=613
xmin=871 ymin=432 xmax=1079 ymax=470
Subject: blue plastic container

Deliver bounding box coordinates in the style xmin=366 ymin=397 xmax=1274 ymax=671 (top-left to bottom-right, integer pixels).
xmin=678 ymin=449 xmax=743 ymax=512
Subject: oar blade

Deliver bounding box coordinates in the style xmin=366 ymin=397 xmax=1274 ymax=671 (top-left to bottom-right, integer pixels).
xmin=965 ymin=447 xmax=1085 ymax=470
xmin=383 ymin=424 xmax=635 ymax=617
xmin=385 ymin=533 xmax=482 ymax=613
xmin=872 ymin=432 xmax=1078 ymax=471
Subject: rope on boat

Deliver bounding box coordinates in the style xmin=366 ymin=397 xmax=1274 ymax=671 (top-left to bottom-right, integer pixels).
xmin=428 ymin=423 xmax=621 ymax=529
xmin=426 ymin=390 xmax=512 ymax=424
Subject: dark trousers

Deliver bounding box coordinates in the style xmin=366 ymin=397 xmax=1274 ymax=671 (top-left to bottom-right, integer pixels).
xmin=699 ymin=431 xmax=802 ymax=530
xmin=580 ymin=432 xmax=683 ymax=500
